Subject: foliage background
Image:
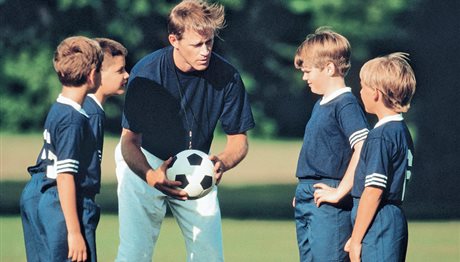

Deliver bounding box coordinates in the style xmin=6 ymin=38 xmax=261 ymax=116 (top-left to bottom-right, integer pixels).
xmin=1 ymin=0 xmax=459 ymax=218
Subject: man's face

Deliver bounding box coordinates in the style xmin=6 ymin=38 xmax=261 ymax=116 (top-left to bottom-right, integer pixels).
xmin=170 ymin=29 xmax=214 ymax=72
xmin=99 ymin=55 xmax=129 ymax=96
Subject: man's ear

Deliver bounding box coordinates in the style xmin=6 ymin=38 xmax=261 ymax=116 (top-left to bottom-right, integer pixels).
xmin=169 ymin=34 xmax=178 ymax=48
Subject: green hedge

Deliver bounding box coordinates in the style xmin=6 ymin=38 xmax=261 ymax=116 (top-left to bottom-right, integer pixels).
xmin=2 ymin=181 xmax=458 ymax=220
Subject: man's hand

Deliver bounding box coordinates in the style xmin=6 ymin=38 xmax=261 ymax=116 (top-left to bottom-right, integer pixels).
xmin=146 ymin=157 xmax=188 ymax=200
xmin=209 ymin=155 xmax=226 ymax=185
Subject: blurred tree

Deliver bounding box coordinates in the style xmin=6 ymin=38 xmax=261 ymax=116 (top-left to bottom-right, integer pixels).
xmin=0 ymin=0 xmax=419 ymax=136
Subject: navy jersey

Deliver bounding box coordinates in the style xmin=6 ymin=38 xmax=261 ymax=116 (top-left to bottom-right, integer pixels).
xmin=28 ymin=95 xmax=100 ymax=196
xmin=122 ymin=46 xmax=255 ymax=160
xmin=352 ymin=114 xmax=414 ymax=203
xmin=83 ymin=95 xmax=105 ymax=163
xmin=296 ymin=88 xmax=369 ymax=179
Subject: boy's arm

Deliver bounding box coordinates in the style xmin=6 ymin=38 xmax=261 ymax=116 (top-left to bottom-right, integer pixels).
xmin=120 ymin=128 xmax=187 ymax=199
xmin=56 ymin=173 xmax=87 ymax=262
xmin=209 ymin=133 xmax=249 ymax=185
xmin=346 ymin=186 xmax=383 ymax=262
xmin=313 ymin=140 xmax=364 ymax=206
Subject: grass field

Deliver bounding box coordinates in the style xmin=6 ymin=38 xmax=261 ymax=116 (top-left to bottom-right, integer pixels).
xmin=1 ymin=215 xmax=459 ymax=261
xmin=1 ymin=133 xmax=459 ymax=261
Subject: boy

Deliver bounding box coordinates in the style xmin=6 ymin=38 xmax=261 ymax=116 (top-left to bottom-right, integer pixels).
xmin=84 ymin=37 xmax=129 ymax=163
xmin=293 ymin=27 xmax=369 ymax=261
xmin=20 ymin=36 xmax=103 ymax=262
xmin=345 ymin=53 xmax=416 ymax=262
xmin=116 ymin=0 xmax=254 ymax=261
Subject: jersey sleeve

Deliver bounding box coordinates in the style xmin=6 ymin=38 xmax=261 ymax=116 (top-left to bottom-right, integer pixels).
xmin=362 ymin=138 xmax=391 ymax=189
xmin=338 ymin=102 xmax=369 ymax=148
xmin=52 ymin=123 xmax=85 ymax=176
xmin=220 ymin=73 xmax=255 ymax=134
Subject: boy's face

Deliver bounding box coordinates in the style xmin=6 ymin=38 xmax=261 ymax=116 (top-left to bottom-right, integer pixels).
xmin=300 ymin=65 xmax=328 ymax=95
xmin=99 ymin=54 xmax=129 ymax=97
xmin=359 ymin=80 xmax=375 ymax=113
xmin=170 ymin=28 xmax=214 ymax=72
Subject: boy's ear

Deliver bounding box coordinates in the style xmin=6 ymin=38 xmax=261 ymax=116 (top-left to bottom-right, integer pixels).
xmin=325 ymin=62 xmax=336 ymax=76
xmin=87 ymin=68 xmax=100 ymax=90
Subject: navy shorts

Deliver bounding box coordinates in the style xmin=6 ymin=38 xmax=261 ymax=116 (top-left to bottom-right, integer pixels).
xmin=37 ymin=186 xmax=101 ymax=262
xmin=295 ymin=178 xmax=352 ymax=261
xmin=352 ymin=198 xmax=408 ymax=262
xmin=20 ymin=173 xmax=48 ymax=262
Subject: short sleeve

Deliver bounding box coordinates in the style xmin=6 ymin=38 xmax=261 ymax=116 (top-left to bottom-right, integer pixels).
xmin=362 ymin=138 xmax=391 ymax=189
xmin=54 ymin=123 xmax=84 ymax=175
xmin=338 ymin=102 xmax=369 ymax=148
xmin=220 ymin=73 xmax=255 ymax=134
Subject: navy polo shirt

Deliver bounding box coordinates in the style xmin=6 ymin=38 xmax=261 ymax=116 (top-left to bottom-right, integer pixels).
xmin=295 ymin=88 xmax=369 ymax=180
xmin=31 ymin=95 xmax=100 ymax=196
xmin=352 ymin=115 xmax=415 ymax=203
xmin=83 ymin=94 xmax=105 ymax=177
xmin=122 ymin=46 xmax=255 ymax=160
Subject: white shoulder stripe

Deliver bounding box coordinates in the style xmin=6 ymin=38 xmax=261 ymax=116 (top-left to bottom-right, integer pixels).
xmin=365 ymin=173 xmax=387 ymax=188
xmin=349 ymin=128 xmax=369 ymax=148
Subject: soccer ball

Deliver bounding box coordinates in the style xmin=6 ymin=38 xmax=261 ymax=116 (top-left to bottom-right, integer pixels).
xmin=167 ymin=149 xmax=216 ymax=199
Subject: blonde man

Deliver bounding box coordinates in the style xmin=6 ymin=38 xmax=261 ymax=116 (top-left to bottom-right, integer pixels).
xmin=115 ymin=0 xmax=254 ymax=261
xmin=346 ymin=53 xmax=416 ymax=262
xmin=293 ymin=27 xmax=369 ymax=261
xmin=20 ymin=36 xmax=103 ymax=262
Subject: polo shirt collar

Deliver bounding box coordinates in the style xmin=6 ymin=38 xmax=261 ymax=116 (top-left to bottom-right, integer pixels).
xmin=374 ymin=114 xmax=404 ymax=128
xmin=57 ymin=94 xmax=89 ymax=117
xmin=320 ymin=87 xmax=351 ymax=105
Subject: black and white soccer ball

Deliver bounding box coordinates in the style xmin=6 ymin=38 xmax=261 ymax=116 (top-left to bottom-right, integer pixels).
xmin=166 ymin=149 xmax=216 ymax=199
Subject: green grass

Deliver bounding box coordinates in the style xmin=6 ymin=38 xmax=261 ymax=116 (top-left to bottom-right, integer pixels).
xmin=2 ymin=215 xmax=459 ymax=262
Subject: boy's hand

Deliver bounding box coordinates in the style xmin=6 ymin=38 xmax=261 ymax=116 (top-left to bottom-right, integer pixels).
xmin=67 ymin=232 xmax=87 ymax=261
xmin=344 ymin=238 xmax=362 ymax=262
xmin=313 ymin=183 xmax=340 ymax=207
xmin=146 ymin=157 xmax=188 ymax=200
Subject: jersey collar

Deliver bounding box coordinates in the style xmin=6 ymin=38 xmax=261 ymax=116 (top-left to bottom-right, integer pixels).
xmin=374 ymin=114 xmax=404 ymax=128
xmin=87 ymin=94 xmax=104 ymax=111
xmin=320 ymin=87 xmax=351 ymax=105
xmin=57 ymin=94 xmax=89 ymax=118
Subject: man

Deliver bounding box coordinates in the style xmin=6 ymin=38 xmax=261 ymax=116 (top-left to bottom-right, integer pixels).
xmin=115 ymin=1 xmax=255 ymax=261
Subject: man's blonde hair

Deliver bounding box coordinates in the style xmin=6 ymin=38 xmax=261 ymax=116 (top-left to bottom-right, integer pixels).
xmin=53 ymin=36 xmax=103 ymax=87
xmin=168 ymin=0 xmax=225 ymax=39
xmin=360 ymin=52 xmax=416 ymax=113
xmin=294 ymin=27 xmax=351 ymax=77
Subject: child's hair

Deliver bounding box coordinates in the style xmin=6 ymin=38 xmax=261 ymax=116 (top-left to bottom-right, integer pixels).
xmin=294 ymin=27 xmax=351 ymax=77
xmin=94 ymin=38 xmax=128 ymax=57
xmin=53 ymin=36 xmax=103 ymax=87
xmin=360 ymin=52 xmax=416 ymax=113
xmin=168 ymin=0 xmax=225 ymax=40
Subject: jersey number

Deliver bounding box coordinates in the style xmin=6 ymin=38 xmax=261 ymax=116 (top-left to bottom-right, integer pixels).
xmin=401 ymin=149 xmax=413 ymax=201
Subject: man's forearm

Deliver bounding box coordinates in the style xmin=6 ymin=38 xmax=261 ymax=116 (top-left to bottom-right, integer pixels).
xmin=217 ymin=133 xmax=249 ymax=171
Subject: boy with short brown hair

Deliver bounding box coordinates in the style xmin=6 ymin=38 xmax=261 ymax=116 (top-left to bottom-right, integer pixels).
xmin=21 ymin=36 xmax=103 ymax=262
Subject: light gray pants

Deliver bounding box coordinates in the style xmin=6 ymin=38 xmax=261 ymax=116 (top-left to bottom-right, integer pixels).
xmin=114 ymin=143 xmax=223 ymax=262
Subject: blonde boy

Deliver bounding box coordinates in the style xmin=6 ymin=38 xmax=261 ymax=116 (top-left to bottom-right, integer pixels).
xmin=293 ymin=27 xmax=369 ymax=261
xmin=346 ymin=53 xmax=416 ymax=262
